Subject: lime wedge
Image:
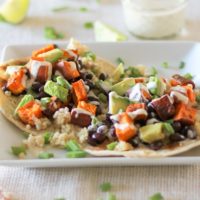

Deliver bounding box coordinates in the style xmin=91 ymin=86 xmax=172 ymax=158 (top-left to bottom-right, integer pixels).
xmin=0 ymin=0 xmax=29 ymax=24
xmin=94 ymin=21 xmax=128 ymax=42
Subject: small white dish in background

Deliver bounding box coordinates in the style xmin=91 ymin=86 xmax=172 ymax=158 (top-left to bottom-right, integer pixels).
xmin=1 ymin=41 xmax=200 ymax=168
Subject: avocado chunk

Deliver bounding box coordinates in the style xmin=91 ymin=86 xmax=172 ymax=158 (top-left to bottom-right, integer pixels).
xmin=14 ymin=94 xmax=34 ymax=115
xmin=38 ymin=48 xmax=64 ymax=63
xmin=111 ymin=78 xmax=135 ymax=95
xmin=108 ymin=91 xmax=130 ymax=114
xmin=56 ymin=76 xmax=71 ymax=89
xmin=44 ymin=80 xmax=68 ymax=102
xmin=96 ymin=80 xmax=112 ymax=93
xmin=147 ymin=76 xmax=166 ymax=97
xmin=112 ymin=63 xmax=124 ymax=82
xmin=139 ymin=123 xmax=165 ymax=144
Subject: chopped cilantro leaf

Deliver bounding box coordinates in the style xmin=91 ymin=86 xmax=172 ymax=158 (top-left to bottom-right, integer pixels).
xmin=196 ymin=95 xmax=200 ymax=103
xmin=11 ymin=145 xmax=26 ymax=157
xmin=84 ymin=22 xmax=94 ymax=29
xmin=107 ymin=193 xmax=117 ymax=200
xmin=100 ymin=182 xmax=112 ymax=192
xmin=44 ymin=27 xmax=64 ymax=39
xmin=149 ymin=193 xmax=164 ymax=200
xmin=179 ymin=61 xmax=185 ymax=69
xmin=79 ymin=7 xmax=88 ymax=12
xmin=52 ymin=6 xmax=70 ymax=12
xmin=184 ymin=73 xmax=193 ymax=80
xmin=161 ymin=61 xmax=169 ymax=69
xmin=38 ymin=152 xmax=54 ymax=159
xmin=116 ymin=57 xmax=125 ymax=65
xmin=151 ymin=67 xmax=158 ymax=76
xmin=84 ymin=51 xmax=96 ymax=61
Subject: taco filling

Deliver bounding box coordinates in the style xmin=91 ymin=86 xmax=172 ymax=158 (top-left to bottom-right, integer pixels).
xmin=1 ymin=39 xmax=200 ymax=158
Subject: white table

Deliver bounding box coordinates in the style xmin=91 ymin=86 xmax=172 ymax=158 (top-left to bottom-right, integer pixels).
xmin=0 ymin=0 xmax=200 ymax=199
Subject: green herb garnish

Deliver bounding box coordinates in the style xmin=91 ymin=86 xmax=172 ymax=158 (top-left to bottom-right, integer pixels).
xmin=79 ymin=7 xmax=88 ymax=12
xmin=84 ymin=22 xmax=94 ymax=29
xmin=107 ymin=142 xmax=118 ymax=150
xmin=98 ymin=93 xmax=107 ymax=103
xmin=52 ymin=6 xmax=70 ymax=12
xmin=100 ymin=182 xmax=112 ymax=192
xmin=107 ymin=193 xmax=117 ymax=200
xmin=66 ymin=151 xmax=87 ymax=158
xmin=149 ymin=193 xmax=164 ymax=200
xmin=179 ymin=61 xmax=185 ymax=69
xmin=125 ymin=66 xmax=142 ymax=78
xmin=11 ymin=145 xmax=26 ymax=157
xmin=184 ymin=73 xmax=193 ymax=80
xmin=163 ymin=123 xmax=175 ymax=135
xmin=43 ymin=132 xmax=52 ymax=144
xmin=151 ymin=67 xmax=158 ymax=76
xmin=161 ymin=62 xmax=169 ymax=69
xmin=38 ymin=152 xmax=54 ymax=159
xmin=84 ymin=51 xmax=96 ymax=61
xmin=44 ymin=27 xmax=64 ymax=39
xmin=166 ymin=119 xmax=174 ymax=124
xmin=65 ymin=140 xmax=81 ymax=151
xmin=196 ymin=95 xmax=200 ymax=103
xmin=116 ymin=57 xmax=125 ymax=65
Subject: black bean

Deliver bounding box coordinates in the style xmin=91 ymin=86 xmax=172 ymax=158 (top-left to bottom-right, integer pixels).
xmin=129 ymin=136 xmax=140 ymax=148
xmin=36 ymin=91 xmax=49 ymax=99
xmin=87 ymin=132 xmax=106 ymax=146
xmin=107 ymin=126 xmax=117 ymax=140
xmin=2 ymin=84 xmax=7 ymax=92
xmin=147 ymin=103 xmax=155 ymax=113
xmin=32 ymin=82 xmax=43 ymax=92
xmin=172 ymin=122 xmax=182 ymax=132
xmin=180 ymin=126 xmax=189 ymax=136
xmin=88 ymin=96 xmax=99 ymax=102
xmin=85 ymin=80 xmax=95 ymax=89
xmin=43 ymin=109 xmax=53 ymax=119
xmin=97 ymin=125 xmax=108 ymax=135
xmin=149 ymin=141 xmax=163 ymax=151
xmin=88 ymin=125 xmax=97 ymax=134
xmin=96 ymin=106 xmax=102 ymax=115
xmin=105 ymin=113 xmax=113 ymax=124
xmin=25 ymin=70 xmax=31 ymax=79
xmin=149 ymin=112 xmax=157 ymax=118
xmin=39 ymin=85 xmax=44 ymax=92
xmin=170 ymin=133 xmax=185 ymax=142
xmin=99 ymin=73 xmax=106 ymax=81
xmin=187 ymin=129 xmax=197 ymax=139
xmin=81 ymin=72 xmax=93 ymax=80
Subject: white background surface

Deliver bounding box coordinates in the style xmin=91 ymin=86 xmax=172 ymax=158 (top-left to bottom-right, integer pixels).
xmin=0 ymin=0 xmax=200 ymax=199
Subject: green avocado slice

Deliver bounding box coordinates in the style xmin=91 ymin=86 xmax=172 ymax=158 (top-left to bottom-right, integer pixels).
xmin=108 ymin=91 xmax=130 ymax=114
xmin=44 ymin=80 xmax=68 ymax=102
xmin=111 ymin=78 xmax=135 ymax=95
xmin=38 ymin=48 xmax=64 ymax=63
xmin=139 ymin=123 xmax=165 ymax=144
xmin=14 ymin=94 xmax=34 ymax=115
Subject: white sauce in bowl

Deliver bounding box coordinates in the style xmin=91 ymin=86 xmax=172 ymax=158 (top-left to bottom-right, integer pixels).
xmin=121 ymin=0 xmax=187 ymax=39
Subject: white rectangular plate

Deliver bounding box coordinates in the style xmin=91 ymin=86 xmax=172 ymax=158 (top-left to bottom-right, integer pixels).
xmin=1 ymin=41 xmax=200 ymax=168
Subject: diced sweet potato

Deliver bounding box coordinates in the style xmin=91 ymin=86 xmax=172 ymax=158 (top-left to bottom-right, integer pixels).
xmin=71 ymin=108 xmax=92 ymax=127
xmin=174 ymin=103 xmax=197 ymax=125
xmin=32 ymin=44 xmax=55 ymax=57
xmin=56 ymin=61 xmax=80 ymax=80
xmin=18 ymin=101 xmax=42 ymax=126
xmin=72 ymin=79 xmax=87 ymax=104
xmin=171 ymin=74 xmax=195 ymax=89
xmin=184 ymin=85 xmax=196 ymax=103
xmin=134 ymin=77 xmax=146 ymax=83
xmin=115 ymin=113 xmax=137 ymax=141
xmin=126 ymin=103 xmax=146 ymax=113
xmin=7 ymin=69 xmax=26 ymax=95
xmin=150 ymin=94 xmax=176 ymax=120
xmin=126 ymin=103 xmax=147 ymax=121
xmin=77 ymin=101 xmax=97 ymax=115
xmin=36 ymin=65 xmax=49 ymax=84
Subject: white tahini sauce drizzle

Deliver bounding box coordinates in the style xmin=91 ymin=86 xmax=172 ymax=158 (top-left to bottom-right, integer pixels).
xmin=170 ymin=91 xmax=189 ymax=104
xmin=128 ymin=108 xmax=147 ymax=119
xmin=72 ymin=108 xmax=93 ymax=118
